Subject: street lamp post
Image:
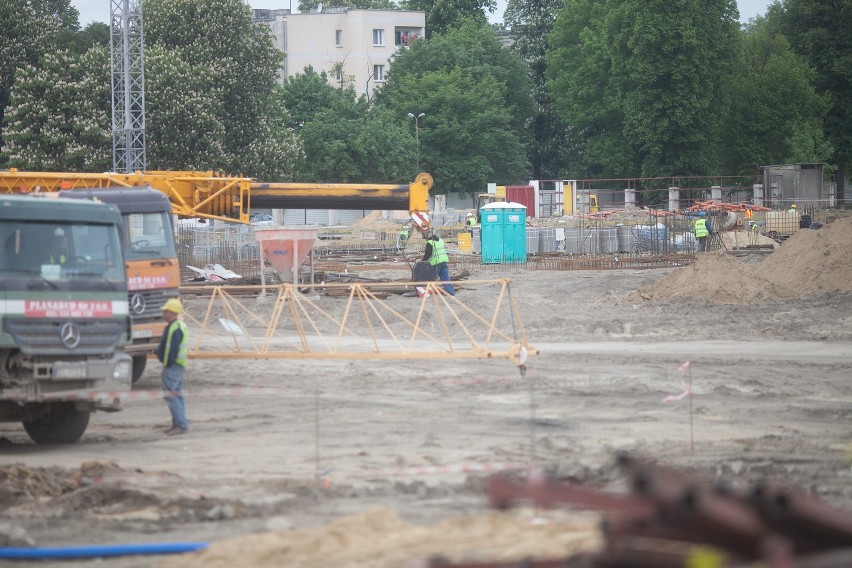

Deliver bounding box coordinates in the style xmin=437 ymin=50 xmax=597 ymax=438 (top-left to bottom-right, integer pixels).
xmin=407 ymin=112 xmax=425 ymax=172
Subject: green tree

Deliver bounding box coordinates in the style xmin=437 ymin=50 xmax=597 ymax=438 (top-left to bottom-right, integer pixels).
xmin=399 ymin=0 xmax=495 ymax=37
xmin=0 ymin=0 xmax=77 ymax=165
xmin=62 ymin=22 xmax=111 ymax=55
xmin=377 ymin=23 xmax=532 ymax=192
xmin=505 ymin=0 xmax=568 ymax=179
xmin=546 ymin=0 xmax=637 ymax=178
xmin=281 ymin=67 xmax=412 ymax=182
xmin=2 ymin=47 xmax=111 ymax=171
xmin=718 ymin=17 xmax=832 ymax=174
xmin=606 ymin=0 xmax=740 ymax=178
xmin=144 ymin=0 xmax=298 ymax=180
xmin=280 ymin=66 xmax=358 ymax=129
xmin=777 ymin=0 xmax=852 ymax=204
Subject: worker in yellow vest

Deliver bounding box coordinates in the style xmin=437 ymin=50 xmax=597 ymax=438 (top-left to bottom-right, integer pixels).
xmin=423 ymin=232 xmax=455 ymax=295
xmin=48 ymin=230 xmax=68 ymax=264
xmin=156 ymin=298 xmax=189 ymax=435
xmin=692 ymin=212 xmax=712 ymax=252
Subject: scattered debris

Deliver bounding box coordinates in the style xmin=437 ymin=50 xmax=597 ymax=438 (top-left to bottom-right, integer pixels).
xmin=186 ymin=263 xmax=241 ymax=282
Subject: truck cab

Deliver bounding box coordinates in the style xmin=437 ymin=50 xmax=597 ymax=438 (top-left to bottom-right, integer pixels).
xmin=60 ymin=187 xmax=180 ymax=382
xmin=0 ymin=194 xmax=132 ymax=444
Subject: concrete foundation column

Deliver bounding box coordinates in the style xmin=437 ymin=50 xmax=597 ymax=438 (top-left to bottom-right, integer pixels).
xmin=272 ymin=209 xmax=284 ymax=225
xmin=625 ymin=187 xmax=637 ymax=209
xmin=578 ymin=190 xmax=591 ymax=215
xmin=752 ymin=184 xmax=764 ymax=207
xmin=434 ymin=194 xmax=447 ymax=213
xmin=668 ymin=187 xmax=680 ymax=211
xmin=711 ymin=185 xmax=722 ymax=204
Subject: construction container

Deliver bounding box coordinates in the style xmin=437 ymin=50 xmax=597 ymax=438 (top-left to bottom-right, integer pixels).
xmin=526 ymin=227 xmax=540 ymax=254
xmin=480 ymin=202 xmax=527 ymax=264
xmin=506 ymin=185 xmax=536 ymax=217
xmin=254 ymin=226 xmax=318 ymax=284
xmin=539 ymin=227 xmax=557 ymax=253
xmin=564 ymin=227 xmax=596 ymax=255
xmin=457 ymin=232 xmax=472 ymax=252
xmin=599 ymin=228 xmax=618 ymax=253
xmin=765 ymin=211 xmax=800 ymax=238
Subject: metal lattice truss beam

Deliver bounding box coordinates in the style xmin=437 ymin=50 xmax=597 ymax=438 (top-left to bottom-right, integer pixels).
xmin=185 ymin=279 xmax=536 ymax=365
xmin=110 ymin=0 xmax=146 ymax=174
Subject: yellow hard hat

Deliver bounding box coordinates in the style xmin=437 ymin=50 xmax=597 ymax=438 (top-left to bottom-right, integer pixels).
xmin=163 ymin=298 xmax=183 ymax=314
xmin=790 ymin=204 xmax=797 ymax=209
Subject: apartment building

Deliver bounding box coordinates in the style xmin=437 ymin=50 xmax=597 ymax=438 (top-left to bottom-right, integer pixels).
xmin=252 ymin=7 xmax=426 ymax=97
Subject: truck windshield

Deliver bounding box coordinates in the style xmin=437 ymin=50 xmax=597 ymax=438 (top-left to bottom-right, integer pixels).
xmin=124 ymin=212 xmax=177 ymax=260
xmin=0 ymin=221 xmax=125 ymax=289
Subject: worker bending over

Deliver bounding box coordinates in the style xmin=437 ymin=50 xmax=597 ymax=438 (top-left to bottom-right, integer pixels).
xmin=692 ymin=212 xmax=712 ymax=252
xmin=423 ymin=232 xmax=455 ymax=296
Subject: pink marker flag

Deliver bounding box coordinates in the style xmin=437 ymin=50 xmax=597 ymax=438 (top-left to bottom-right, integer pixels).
xmin=663 ymin=360 xmax=692 ymax=402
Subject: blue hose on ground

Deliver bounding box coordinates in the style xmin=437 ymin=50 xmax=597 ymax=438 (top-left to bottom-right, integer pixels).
xmin=0 ymin=541 xmax=208 ymax=559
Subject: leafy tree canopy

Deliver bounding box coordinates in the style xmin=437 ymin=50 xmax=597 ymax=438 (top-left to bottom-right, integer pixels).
xmin=144 ymin=0 xmax=298 ymax=180
xmin=606 ymin=0 xmax=741 ymax=178
xmin=377 ymin=23 xmax=532 ymax=193
xmin=2 ymin=47 xmax=111 ymax=171
xmin=777 ymin=0 xmax=852 ymax=192
xmin=717 ymin=16 xmax=832 ymax=174
xmin=0 ymin=0 xmax=78 ymax=165
xmin=546 ymin=0 xmax=637 ymax=177
xmin=399 ymin=0 xmax=495 ymax=37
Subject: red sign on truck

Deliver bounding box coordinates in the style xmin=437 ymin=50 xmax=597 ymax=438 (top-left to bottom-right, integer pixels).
xmin=25 ymin=300 xmax=113 ymax=318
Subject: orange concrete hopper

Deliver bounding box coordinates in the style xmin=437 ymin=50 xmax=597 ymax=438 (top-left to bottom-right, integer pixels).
xmin=254 ymin=227 xmax=318 ymax=284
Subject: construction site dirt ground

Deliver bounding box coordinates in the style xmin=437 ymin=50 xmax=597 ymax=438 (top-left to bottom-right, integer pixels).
xmin=2 ymin=220 xmax=852 ymax=567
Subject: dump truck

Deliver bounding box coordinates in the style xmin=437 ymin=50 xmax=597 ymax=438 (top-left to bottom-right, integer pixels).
xmin=0 ymin=194 xmax=132 ymax=444
xmin=61 ymin=187 xmax=180 ymax=383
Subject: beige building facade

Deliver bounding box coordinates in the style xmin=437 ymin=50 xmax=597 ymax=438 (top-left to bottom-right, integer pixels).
xmin=252 ymin=7 xmax=426 ymax=97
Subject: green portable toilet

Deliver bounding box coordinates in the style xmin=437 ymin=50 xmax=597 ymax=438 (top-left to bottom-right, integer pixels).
xmin=480 ymin=202 xmax=527 ymax=263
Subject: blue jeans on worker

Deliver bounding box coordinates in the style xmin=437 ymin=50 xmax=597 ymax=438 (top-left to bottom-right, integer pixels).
xmin=436 ymin=262 xmax=455 ymax=295
xmin=162 ymin=365 xmax=188 ymax=429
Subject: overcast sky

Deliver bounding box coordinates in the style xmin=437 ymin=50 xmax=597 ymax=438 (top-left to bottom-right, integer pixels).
xmin=72 ymin=0 xmax=774 ymax=28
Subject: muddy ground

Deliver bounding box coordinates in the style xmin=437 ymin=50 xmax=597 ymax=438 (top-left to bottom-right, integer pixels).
xmin=1 ymin=245 xmax=851 ymax=567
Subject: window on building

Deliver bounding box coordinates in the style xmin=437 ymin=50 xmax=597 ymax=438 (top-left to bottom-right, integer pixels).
xmin=373 ymin=65 xmax=385 ymax=82
xmin=395 ymin=29 xmax=419 ymax=46
xmin=372 ymin=28 xmax=384 ymax=46
xmin=335 ymin=29 xmax=342 ymax=47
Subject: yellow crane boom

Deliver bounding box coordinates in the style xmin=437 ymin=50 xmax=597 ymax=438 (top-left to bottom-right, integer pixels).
xmin=0 ymin=169 xmax=433 ymax=230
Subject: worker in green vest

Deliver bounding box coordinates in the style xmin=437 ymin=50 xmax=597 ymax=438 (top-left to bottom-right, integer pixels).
xmin=48 ymin=230 xmax=68 ymax=264
xmin=398 ymin=223 xmax=411 ymax=251
xmin=466 ymin=213 xmax=476 ymax=226
xmin=156 ymin=298 xmax=189 ymax=435
xmin=692 ymin=212 xmax=712 ymax=252
xmin=423 ymin=232 xmax=455 ymax=295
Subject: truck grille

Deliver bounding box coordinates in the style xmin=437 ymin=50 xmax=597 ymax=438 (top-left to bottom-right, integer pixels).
xmin=128 ymin=289 xmax=175 ymax=322
xmin=4 ymin=318 xmax=125 ymax=356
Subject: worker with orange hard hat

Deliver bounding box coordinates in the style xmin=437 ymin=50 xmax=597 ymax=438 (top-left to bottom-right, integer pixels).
xmin=156 ymin=298 xmax=189 ymax=435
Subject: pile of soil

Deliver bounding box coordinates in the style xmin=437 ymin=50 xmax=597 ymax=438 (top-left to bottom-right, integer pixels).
xmin=635 ymin=217 xmax=852 ymax=304
xmin=632 ymin=252 xmax=795 ymax=304
xmin=158 ymin=507 xmax=599 ymax=568
xmin=755 ymin=217 xmax=852 ymax=294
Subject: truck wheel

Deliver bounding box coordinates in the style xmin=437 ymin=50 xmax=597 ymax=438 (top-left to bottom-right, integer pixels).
xmin=132 ymin=355 xmax=147 ymax=383
xmin=23 ymin=402 xmax=90 ymax=444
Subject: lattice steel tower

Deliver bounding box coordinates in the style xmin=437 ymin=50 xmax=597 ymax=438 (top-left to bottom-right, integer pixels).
xmin=110 ymin=0 xmax=146 ymax=173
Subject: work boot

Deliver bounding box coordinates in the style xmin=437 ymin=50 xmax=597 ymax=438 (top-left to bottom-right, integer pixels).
xmin=166 ymin=427 xmax=187 ymax=436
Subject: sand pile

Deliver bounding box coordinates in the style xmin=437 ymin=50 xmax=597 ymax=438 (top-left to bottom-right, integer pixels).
xmin=755 ymin=217 xmax=852 ymax=294
xmin=157 ymin=507 xmax=599 ymax=568
xmin=633 ymin=251 xmax=795 ymax=304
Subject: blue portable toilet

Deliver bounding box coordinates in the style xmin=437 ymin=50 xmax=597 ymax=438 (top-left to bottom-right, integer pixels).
xmin=480 ymin=202 xmax=527 ymax=264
